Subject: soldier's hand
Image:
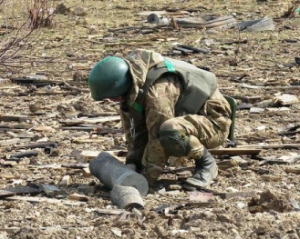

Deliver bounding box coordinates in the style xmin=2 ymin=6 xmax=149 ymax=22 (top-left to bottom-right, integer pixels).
xmin=126 ymin=149 xmax=144 ymax=170
xmin=142 ymin=165 xmax=162 ymax=187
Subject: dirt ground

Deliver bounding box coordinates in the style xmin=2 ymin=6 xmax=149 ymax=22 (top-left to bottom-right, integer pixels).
xmin=0 ymin=0 xmax=300 ymax=238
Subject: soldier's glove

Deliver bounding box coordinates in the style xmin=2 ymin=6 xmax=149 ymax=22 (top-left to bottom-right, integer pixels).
xmin=125 ymin=148 xmax=144 ymax=172
xmin=142 ymin=164 xmax=163 ymax=187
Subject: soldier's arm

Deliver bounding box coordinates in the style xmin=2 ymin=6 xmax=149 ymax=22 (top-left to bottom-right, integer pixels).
xmin=120 ymin=107 xmax=148 ymax=170
xmin=142 ymin=74 xmax=181 ymax=184
xmin=120 ymin=108 xmax=134 ymax=152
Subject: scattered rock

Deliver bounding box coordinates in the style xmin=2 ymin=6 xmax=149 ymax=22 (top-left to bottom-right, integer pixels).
xmin=55 ymin=3 xmax=70 ymax=15
xmin=73 ymin=7 xmax=86 ymax=17
xmin=73 ymin=71 xmax=89 ymax=82
xmin=248 ymin=190 xmax=294 ymax=213
xmin=154 ymin=225 xmax=168 ymax=238
xmin=217 ymin=159 xmax=239 ymax=170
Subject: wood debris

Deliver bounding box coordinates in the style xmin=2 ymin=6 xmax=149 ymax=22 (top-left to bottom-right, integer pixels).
xmin=0 ymin=186 xmax=42 ymax=199
xmin=285 ymin=166 xmax=300 ymax=174
xmin=1 ymin=1 xmax=300 ymax=238
xmin=5 ymin=196 xmax=85 ymax=205
xmin=217 ymin=191 xmax=256 ymax=200
xmin=69 ymin=193 xmax=89 ymax=202
xmin=274 ymin=94 xmax=299 ymax=105
xmin=40 ymin=184 xmax=61 ymax=197
xmin=0 ymin=114 xmax=30 ymax=122
xmin=59 ymin=175 xmax=71 ymax=186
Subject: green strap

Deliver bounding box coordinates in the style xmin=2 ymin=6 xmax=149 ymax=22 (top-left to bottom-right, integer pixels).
xmin=131 ymin=102 xmax=143 ymax=113
xmin=131 ymin=59 xmax=175 ymax=113
xmin=164 ymin=58 xmax=175 ymax=72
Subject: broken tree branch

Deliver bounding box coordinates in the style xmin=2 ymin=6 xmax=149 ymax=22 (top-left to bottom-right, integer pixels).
xmin=236 ymin=144 xmax=300 ymax=150
xmin=62 ymin=79 xmax=90 ymax=92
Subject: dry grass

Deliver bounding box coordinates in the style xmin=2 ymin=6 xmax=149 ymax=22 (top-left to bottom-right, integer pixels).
xmin=0 ymin=0 xmax=300 ymax=238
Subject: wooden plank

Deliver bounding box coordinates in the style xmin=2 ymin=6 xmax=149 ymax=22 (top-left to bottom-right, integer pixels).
xmin=217 ymin=191 xmax=256 ymax=200
xmin=151 ymin=201 xmax=218 ymax=213
xmin=8 ymin=132 xmax=35 ymax=139
xmin=71 ymin=136 xmax=112 ymax=144
xmin=62 ymin=126 xmax=123 ymax=134
xmin=0 ymin=227 xmax=20 ymax=234
xmin=208 ymin=148 xmax=262 ymax=155
xmin=0 ymin=174 xmax=19 ymax=180
xmin=285 ymin=167 xmax=300 ymax=174
xmin=61 ymin=164 xmax=88 ymax=169
xmin=86 ymin=117 xmax=121 ymax=125
xmin=62 ymin=126 xmax=95 ymax=131
xmin=40 ymin=184 xmax=61 ymax=197
xmin=236 ymin=144 xmax=300 ymax=150
xmin=239 ymin=83 xmax=300 ymax=90
xmin=5 ymin=196 xmax=85 ymax=205
xmin=9 ymin=150 xmax=39 ymax=159
xmin=10 ymin=76 xmax=63 ymax=86
xmin=63 ymin=116 xmax=120 ymax=125
xmin=69 ymin=193 xmax=89 ymax=202
xmin=0 ymin=138 xmax=21 ymax=146
xmin=0 ymin=186 xmax=41 ymax=199
xmin=0 ymin=123 xmax=32 ymax=129
xmin=77 ymin=150 xmax=100 ymax=160
xmin=95 ymin=208 xmax=126 ymax=215
xmin=14 ymin=141 xmax=58 ymax=149
xmin=62 ymin=119 xmax=85 ymax=126
xmin=0 ymin=114 xmax=30 ymax=122
xmin=30 ymin=164 xmax=63 ymax=169
xmin=137 ymin=10 xmax=189 ymax=17
xmin=0 ymin=160 xmax=18 ymax=167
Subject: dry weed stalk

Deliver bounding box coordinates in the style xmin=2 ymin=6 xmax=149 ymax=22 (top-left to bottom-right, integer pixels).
xmin=0 ymin=0 xmax=57 ymax=68
xmin=0 ymin=0 xmax=33 ymax=65
xmin=29 ymin=0 xmax=57 ymax=29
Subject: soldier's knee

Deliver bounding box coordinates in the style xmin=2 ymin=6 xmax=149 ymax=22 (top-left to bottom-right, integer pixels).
xmin=159 ymin=128 xmax=191 ymax=157
xmin=160 ymin=119 xmax=178 ymax=131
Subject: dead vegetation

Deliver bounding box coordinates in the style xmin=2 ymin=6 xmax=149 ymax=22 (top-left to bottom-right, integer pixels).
xmin=29 ymin=0 xmax=57 ymax=29
xmin=0 ymin=0 xmax=57 ymax=69
xmin=0 ymin=0 xmax=300 ymax=238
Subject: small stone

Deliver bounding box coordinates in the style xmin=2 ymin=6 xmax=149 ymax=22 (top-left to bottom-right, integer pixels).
xmin=167 ymin=184 xmax=182 ymax=190
xmin=157 ymin=187 xmax=166 ymax=195
xmin=110 ymin=228 xmax=122 ymax=238
xmin=56 ymin=3 xmax=70 ymax=14
xmin=237 ymin=202 xmax=246 ymax=209
xmin=154 ymin=225 xmax=168 ymax=238
xmin=78 ymin=185 xmax=95 ymax=195
xmin=73 ymin=7 xmax=86 ymax=16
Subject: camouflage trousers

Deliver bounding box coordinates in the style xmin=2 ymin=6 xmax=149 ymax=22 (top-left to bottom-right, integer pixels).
xmin=142 ymin=90 xmax=232 ymax=183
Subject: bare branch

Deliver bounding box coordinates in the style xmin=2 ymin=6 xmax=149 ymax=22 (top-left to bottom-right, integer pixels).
xmin=0 ymin=0 xmax=58 ymax=67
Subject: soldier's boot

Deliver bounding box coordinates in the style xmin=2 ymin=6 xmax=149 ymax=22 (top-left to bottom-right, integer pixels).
xmin=158 ymin=124 xmax=218 ymax=187
xmin=185 ymin=148 xmax=218 ymax=188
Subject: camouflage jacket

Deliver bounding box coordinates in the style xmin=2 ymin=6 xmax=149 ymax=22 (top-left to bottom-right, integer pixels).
xmin=120 ymin=49 xmax=231 ymax=172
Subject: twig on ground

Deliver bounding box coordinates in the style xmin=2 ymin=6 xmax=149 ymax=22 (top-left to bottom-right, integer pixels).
xmin=62 ymin=79 xmax=90 ymax=92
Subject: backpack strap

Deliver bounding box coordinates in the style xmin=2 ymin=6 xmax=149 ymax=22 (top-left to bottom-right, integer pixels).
xmin=131 ymin=59 xmax=176 ymax=113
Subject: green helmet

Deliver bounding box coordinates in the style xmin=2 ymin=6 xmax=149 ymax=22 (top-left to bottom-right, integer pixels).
xmin=88 ymin=56 xmax=132 ymax=100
